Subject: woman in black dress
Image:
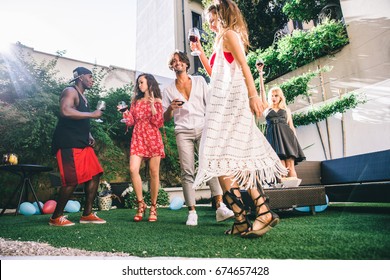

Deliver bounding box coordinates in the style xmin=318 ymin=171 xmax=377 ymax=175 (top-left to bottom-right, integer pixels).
xmin=257 ymin=61 xmax=305 ymax=178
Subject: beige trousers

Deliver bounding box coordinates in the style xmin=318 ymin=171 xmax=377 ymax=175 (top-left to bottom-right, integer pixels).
xmin=175 ymin=128 xmax=222 ymax=207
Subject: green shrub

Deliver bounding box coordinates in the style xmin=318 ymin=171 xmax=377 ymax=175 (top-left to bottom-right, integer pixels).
xmin=278 ymin=66 xmax=331 ymax=104
xmin=283 ymin=0 xmax=328 ymax=23
xmin=292 ymin=93 xmax=365 ymax=127
xmin=250 ymin=19 xmax=349 ymax=82
xmin=122 ymin=187 xmax=170 ymax=209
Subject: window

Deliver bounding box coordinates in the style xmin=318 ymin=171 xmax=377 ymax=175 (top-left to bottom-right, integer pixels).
xmin=192 ymin=11 xmax=202 ymax=30
xmin=293 ymin=20 xmax=303 ymax=30
xmin=191 ymin=11 xmax=204 ymax=75
xmin=192 ymin=11 xmax=206 ymax=43
xmin=192 ymin=56 xmax=202 ymax=76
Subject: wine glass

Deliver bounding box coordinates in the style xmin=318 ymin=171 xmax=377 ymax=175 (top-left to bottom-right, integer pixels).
xmin=118 ymin=101 xmax=128 ymax=123
xmin=95 ymin=100 xmax=106 ymax=123
xmin=117 ymin=101 xmax=128 ymax=112
xmin=188 ymin=27 xmax=201 ymax=56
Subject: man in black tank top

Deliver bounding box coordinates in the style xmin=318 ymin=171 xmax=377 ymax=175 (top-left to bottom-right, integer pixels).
xmin=49 ymin=67 xmax=106 ymax=226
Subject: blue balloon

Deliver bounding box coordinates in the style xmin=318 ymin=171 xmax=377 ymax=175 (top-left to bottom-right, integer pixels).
xmin=295 ymin=195 xmax=329 ymax=213
xmin=64 ymin=200 xmax=80 ymax=213
xmin=32 ymin=201 xmax=44 ymax=214
xmin=169 ymin=196 xmax=184 ymax=210
xmin=19 ymin=202 xmax=36 ymax=216
xmin=73 ymin=200 xmax=81 ymax=210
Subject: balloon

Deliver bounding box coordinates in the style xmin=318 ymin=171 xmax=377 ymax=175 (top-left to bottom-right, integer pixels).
xmin=295 ymin=195 xmax=329 ymax=213
xmin=64 ymin=200 xmax=73 ymax=212
xmin=32 ymin=201 xmax=44 ymax=214
xmin=314 ymin=194 xmax=329 ymax=212
xmin=64 ymin=200 xmax=80 ymax=213
xmin=19 ymin=202 xmax=36 ymax=216
xmin=169 ymin=196 xmax=184 ymax=210
xmin=73 ymin=200 xmax=81 ymax=210
xmin=42 ymin=200 xmax=57 ymax=214
xmin=294 ymin=205 xmax=311 ymax=212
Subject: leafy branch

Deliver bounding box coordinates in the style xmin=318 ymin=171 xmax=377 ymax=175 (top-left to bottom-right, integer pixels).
xmin=279 ymin=66 xmax=332 ymax=104
xmin=250 ymin=19 xmax=349 ymax=81
xmin=292 ymin=93 xmax=365 ymax=127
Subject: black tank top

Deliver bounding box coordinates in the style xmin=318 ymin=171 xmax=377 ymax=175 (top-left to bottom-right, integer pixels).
xmin=51 ymin=87 xmax=90 ymax=154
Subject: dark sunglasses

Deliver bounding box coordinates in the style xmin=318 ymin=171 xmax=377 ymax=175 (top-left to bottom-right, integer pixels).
xmin=256 ymin=62 xmax=263 ymax=66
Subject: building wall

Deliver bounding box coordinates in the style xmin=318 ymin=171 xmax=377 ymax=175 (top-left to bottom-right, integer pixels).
xmin=181 ymin=0 xmax=204 ymax=74
xmin=135 ymin=0 xmax=176 ymax=81
xmin=15 ymin=44 xmax=136 ymax=91
xmin=9 ymin=0 xmax=205 ymax=95
xmin=268 ymin=0 xmax=390 ymax=160
xmin=135 ymin=0 xmax=203 ymax=84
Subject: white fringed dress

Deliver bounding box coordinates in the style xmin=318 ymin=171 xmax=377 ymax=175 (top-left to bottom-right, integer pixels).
xmin=194 ymin=35 xmax=287 ymax=190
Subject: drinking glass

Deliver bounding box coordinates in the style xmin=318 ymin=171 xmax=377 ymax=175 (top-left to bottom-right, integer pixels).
xmin=117 ymin=101 xmax=128 ymax=112
xmin=118 ymin=101 xmax=129 ymax=123
xmin=188 ymin=27 xmax=201 ymax=56
xmin=95 ymin=100 xmax=106 ymax=123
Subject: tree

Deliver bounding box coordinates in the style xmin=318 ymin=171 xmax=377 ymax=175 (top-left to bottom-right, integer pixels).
xmin=236 ymin=0 xmax=288 ymax=50
xmin=0 ymin=45 xmax=132 ymax=204
xmin=0 ymin=45 xmax=65 ymax=164
xmin=0 ymin=44 xmax=182 ymax=205
xmin=282 ymin=0 xmax=328 ymax=22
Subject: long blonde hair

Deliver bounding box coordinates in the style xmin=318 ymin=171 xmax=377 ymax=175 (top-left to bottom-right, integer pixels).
xmin=215 ymin=0 xmax=250 ymax=51
xmin=268 ymin=86 xmax=287 ymax=110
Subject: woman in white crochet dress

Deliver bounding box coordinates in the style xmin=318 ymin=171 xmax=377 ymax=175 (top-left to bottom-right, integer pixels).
xmin=194 ymin=0 xmax=287 ymax=238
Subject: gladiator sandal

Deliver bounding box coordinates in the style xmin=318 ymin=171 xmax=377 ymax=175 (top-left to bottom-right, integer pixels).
xmin=148 ymin=203 xmax=158 ymax=222
xmin=223 ymin=188 xmax=251 ymax=236
xmin=133 ymin=200 xmax=147 ymax=222
xmin=242 ymin=186 xmax=277 ymax=238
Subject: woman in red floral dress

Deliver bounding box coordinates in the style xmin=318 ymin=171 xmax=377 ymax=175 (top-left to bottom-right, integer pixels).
xmin=120 ymin=73 xmax=165 ymax=222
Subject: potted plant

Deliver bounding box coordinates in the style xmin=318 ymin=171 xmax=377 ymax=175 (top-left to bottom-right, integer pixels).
xmin=97 ymin=181 xmax=121 ymax=211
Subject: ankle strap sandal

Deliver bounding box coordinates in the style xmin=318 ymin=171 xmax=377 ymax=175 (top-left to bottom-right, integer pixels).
xmin=148 ymin=203 xmax=158 ymax=222
xmin=223 ymin=188 xmax=251 ymax=235
xmin=242 ymin=188 xmax=277 ymax=238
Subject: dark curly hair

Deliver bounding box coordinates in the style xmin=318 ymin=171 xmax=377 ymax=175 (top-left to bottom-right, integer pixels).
xmin=133 ymin=73 xmax=162 ymax=101
xmin=168 ymin=50 xmax=190 ymax=72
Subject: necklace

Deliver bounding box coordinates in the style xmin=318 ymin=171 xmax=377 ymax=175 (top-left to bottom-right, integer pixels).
xmin=74 ymin=85 xmax=88 ymax=107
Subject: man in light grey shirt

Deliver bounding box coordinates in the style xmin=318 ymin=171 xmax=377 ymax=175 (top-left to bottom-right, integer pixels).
xmin=162 ymin=50 xmax=233 ymax=226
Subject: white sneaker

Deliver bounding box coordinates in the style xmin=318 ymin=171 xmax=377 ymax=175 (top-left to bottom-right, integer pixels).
xmin=186 ymin=210 xmax=198 ymax=226
xmin=216 ymin=202 xmax=234 ymax=222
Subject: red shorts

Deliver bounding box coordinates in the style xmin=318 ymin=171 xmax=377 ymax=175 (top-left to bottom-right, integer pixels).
xmin=56 ymin=147 xmax=103 ymax=187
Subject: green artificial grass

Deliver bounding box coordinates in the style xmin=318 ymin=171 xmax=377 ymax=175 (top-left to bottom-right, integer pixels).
xmin=0 ymin=203 xmax=389 ymax=259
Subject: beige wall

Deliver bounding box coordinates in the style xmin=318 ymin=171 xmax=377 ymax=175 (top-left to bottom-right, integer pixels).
xmin=14 ymin=44 xmax=135 ymax=91
xmin=135 ymin=0 xmax=176 ymax=80
xmin=267 ymin=0 xmax=390 ymax=160
xmin=135 ymin=0 xmax=203 ymax=81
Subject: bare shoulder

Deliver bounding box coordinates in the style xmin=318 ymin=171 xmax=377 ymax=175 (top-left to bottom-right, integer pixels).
xmin=222 ymin=30 xmax=241 ymax=52
xmin=154 ymin=98 xmax=163 ymax=103
xmin=223 ymin=30 xmax=239 ymax=42
xmin=60 ymin=86 xmax=77 ymax=99
xmin=60 ymin=86 xmax=78 ymax=105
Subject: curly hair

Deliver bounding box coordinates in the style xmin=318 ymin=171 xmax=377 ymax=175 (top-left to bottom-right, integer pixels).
xmin=133 ymin=73 xmax=162 ymax=101
xmin=168 ymin=50 xmax=190 ymax=72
